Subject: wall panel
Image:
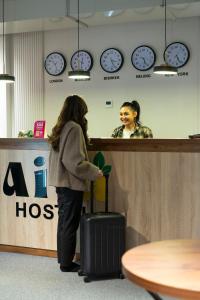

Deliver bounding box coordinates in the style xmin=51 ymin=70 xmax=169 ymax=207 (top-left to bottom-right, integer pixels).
xmin=12 ymin=32 xmax=44 ymax=137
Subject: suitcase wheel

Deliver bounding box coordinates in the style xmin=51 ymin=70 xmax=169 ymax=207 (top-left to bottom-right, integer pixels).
xmin=78 ymin=269 xmax=84 ymax=276
xmin=83 ymin=276 xmax=91 ymax=283
xmin=119 ymin=273 xmax=125 ymax=279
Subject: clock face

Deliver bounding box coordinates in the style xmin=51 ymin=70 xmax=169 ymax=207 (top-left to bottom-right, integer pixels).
xmin=100 ymin=48 xmax=124 ymax=73
xmin=44 ymin=52 xmax=66 ymax=76
xmin=70 ymin=50 xmax=93 ymax=71
xmin=131 ymin=45 xmax=156 ymax=71
xmin=164 ymin=42 xmax=190 ymax=68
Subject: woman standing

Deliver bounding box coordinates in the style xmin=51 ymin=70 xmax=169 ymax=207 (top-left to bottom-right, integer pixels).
xmin=111 ymin=100 xmax=153 ymax=138
xmin=48 ymin=95 xmax=102 ymax=272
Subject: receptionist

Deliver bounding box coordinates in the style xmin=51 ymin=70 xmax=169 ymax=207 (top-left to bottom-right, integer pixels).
xmin=111 ymin=100 xmax=153 ymax=138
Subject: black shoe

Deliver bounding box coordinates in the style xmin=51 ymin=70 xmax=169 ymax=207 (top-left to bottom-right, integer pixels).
xmin=60 ymin=262 xmax=80 ymax=272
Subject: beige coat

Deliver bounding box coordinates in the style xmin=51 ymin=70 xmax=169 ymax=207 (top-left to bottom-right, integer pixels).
xmin=48 ymin=121 xmax=100 ymax=191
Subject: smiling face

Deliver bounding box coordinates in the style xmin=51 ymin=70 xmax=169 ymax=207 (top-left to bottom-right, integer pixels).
xmin=120 ymin=106 xmax=137 ymax=129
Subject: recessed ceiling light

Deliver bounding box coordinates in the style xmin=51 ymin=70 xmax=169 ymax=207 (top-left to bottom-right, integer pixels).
xmin=103 ymin=9 xmax=124 ymax=17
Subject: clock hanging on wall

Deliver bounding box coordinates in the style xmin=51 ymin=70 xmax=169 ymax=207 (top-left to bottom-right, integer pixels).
xmin=70 ymin=50 xmax=93 ymax=71
xmin=44 ymin=52 xmax=67 ymax=76
xmin=100 ymin=48 xmax=124 ymax=73
xmin=164 ymin=42 xmax=190 ymax=68
xmin=131 ymin=45 xmax=156 ymax=71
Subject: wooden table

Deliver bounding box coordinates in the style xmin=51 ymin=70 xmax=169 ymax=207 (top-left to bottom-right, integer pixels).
xmin=122 ymin=240 xmax=200 ymax=300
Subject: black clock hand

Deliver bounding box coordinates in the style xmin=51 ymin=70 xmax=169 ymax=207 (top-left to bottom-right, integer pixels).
xmin=175 ymin=54 xmax=182 ymax=64
xmin=80 ymin=57 xmax=84 ymax=68
xmin=141 ymin=57 xmax=148 ymax=66
xmin=53 ymin=61 xmax=58 ymax=71
xmin=110 ymin=58 xmax=117 ymax=68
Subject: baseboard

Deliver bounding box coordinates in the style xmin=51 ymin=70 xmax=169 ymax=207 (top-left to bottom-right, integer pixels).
xmin=0 ymin=244 xmax=57 ymax=257
xmin=0 ymin=244 xmax=80 ymax=260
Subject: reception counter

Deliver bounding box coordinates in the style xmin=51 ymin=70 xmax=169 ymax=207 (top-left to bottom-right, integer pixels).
xmin=0 ymin=138 xmax=200 ymax=256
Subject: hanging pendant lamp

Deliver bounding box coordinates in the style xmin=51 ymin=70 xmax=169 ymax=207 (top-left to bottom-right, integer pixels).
xmin=0 ymin=0 xmax=15 ymax=83
xmin=68 ymin=70 xmax=90 ymax=79
xmin=68 ymin=0 xmax=90 ymax=80
xmin=153 ymin=0 xmax=177 ymax=75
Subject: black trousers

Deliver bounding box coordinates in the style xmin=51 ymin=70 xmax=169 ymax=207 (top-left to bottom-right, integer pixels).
xmin=56 ymin=187 xmax=83 ymax=267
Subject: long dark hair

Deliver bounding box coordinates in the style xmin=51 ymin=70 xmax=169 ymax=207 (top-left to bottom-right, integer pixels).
xmin=121 ymin=100 xmax=141 ymax=124
xmin=48 ymin=95 xmax=89 ymax=150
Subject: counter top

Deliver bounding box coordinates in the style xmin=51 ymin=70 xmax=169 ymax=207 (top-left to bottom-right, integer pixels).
xmin=89 ymin=138 xmax=200 ymax=152
xmin=0 ymin=138 xmax=49 ymax=150
xmin=0 ymin=138 xmax=200 ymax=152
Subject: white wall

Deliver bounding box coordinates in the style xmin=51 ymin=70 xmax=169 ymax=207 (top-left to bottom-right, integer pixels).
xmin=43 ymin=17 xmax=200 ymax=138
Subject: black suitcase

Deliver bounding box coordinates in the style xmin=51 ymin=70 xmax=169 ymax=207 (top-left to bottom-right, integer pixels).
xmin=79 ymin=175 xmax=125 ymax=282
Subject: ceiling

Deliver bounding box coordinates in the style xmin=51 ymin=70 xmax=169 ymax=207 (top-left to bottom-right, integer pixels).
xmin=1 ymin=0 xmax=200 ymax=34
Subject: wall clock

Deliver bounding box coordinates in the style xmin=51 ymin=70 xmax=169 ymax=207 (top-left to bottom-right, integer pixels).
xmin=100 ymin=48 xmax=124 ymax=73
xmin=131 ymin=45 xmax=156 ymax=71
xmin=44 ymin=52 xmax=67 ymax=76
xmin=70 ymin=50 xmax=93 ymax=71
xmin=164 ymin=42 xmax=190 ymax=68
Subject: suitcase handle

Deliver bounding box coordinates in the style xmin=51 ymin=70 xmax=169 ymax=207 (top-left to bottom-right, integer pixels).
xmin=105 ymin=175 xmax=109 ymax=212
xmin=90 ymin=181 xmax=94 ymax=213
xmin=90 ymin=175 xmax=109 ymax=213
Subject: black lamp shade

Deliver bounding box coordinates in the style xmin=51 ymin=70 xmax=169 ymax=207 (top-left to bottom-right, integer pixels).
xmin=153 ymin=64 xmax=178 ymax=75
xmin=0 ymin=73 xmax=15 ymax=82
xmin=68 ymin=70 xmax=90 ymax=79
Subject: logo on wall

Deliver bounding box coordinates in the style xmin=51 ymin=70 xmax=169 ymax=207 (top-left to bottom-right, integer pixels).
xmin=2 ymin=156 xmax=57 ymax=220
xmin=3 ymin=156 xmax=47 ymax=198
xmin=3 ymin=162 xmax=29 ymax=197
xmin=34 ymin=156 xmax=47 ymax=198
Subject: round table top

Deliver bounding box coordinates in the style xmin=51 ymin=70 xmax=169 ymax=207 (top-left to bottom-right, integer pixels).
xmin=122 ymin=240 xmax=200 ymax=300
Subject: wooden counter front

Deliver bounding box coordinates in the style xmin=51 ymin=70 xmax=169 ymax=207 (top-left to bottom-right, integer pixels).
xmin=0 ymin=138 xmax=200 ymax=255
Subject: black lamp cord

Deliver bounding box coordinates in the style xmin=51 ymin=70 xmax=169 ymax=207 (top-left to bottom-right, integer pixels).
xmin=77 ymin=0 xmax=80 ymax=69
xmin=164 ymin=0 xmax=167 ymax=49
xmin=2 ymin=0 xmax=5 ymax=73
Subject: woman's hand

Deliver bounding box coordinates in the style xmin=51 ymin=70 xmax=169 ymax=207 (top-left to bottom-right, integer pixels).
xmin=97 ymin=170 xmax=103 ymax=177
